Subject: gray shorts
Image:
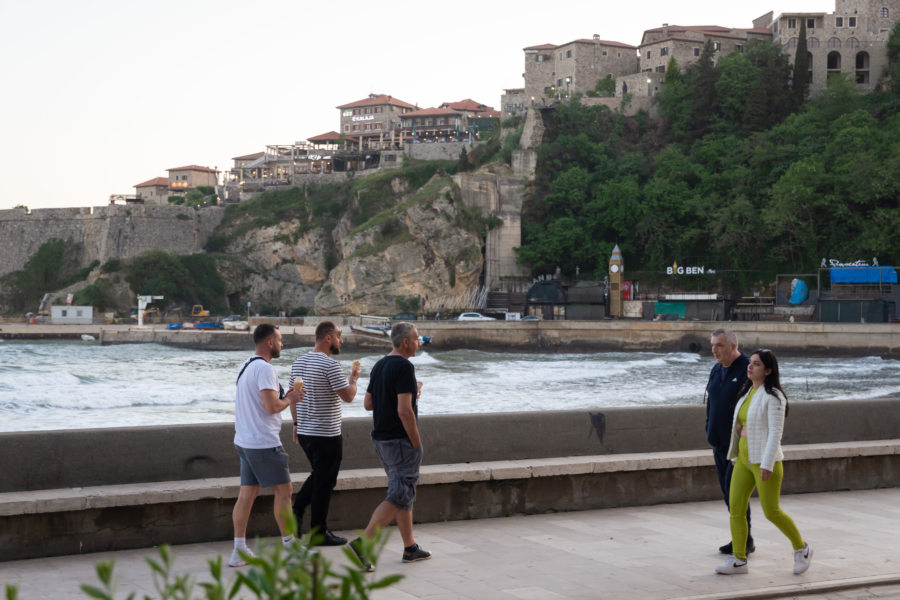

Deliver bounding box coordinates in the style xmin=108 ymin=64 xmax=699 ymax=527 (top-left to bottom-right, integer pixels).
xmin=372 ymin=437 xmax=423 ymax=511
xmin=235 ymin=444 xmax=291 ymax=488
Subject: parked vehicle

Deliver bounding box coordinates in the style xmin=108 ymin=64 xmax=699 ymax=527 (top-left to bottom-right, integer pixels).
xmin=392 ymin=312 xmax=417 ymax=321
xmin=191 ymin=305 xmax=210 ymax=318
xmin=521 ymin=315 xmax=541 ymax=321
xmin=457 ymin=312 xmax=495 ymax=321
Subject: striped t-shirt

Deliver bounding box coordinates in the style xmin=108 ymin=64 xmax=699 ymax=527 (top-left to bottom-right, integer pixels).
xmin=289 ymin=351 xmax=349 ymax=437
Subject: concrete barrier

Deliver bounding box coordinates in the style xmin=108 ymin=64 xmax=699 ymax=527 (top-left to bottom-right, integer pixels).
xmin=2 ymin=400 xmax=899 ymax=560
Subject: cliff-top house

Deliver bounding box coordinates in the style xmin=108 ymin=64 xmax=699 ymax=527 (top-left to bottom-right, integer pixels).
xmin=133 ymin=177 xmax=169 ymax=205
xmin=768 ymin=0 xmax=899 ymax=94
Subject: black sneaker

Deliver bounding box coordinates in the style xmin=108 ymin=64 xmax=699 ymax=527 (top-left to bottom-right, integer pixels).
xmin=402 ymin=544 xmax=432 ymax=563
xmin=719 ymin=537 xmax=755 ymax=555
xmin=319 ymin=531 xmax=348 ymax=546
xmin=349 ymin=537 xmax=375 ymax=572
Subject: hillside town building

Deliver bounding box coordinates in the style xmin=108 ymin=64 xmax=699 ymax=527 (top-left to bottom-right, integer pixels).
xmin=133 ymin=177 xmax=169 ymax=205
xmin=768 ymin=0 xmax=900 ymax=94
xmin=522 ymin=37 xmax=638 ymax=103
xmin=166 ymin=165 xmax=218 ymax=193
xmin=337 ymin=93 xmax=417 ymax=150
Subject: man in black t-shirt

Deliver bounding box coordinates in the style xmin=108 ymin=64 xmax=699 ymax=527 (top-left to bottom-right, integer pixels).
xmin=706 ymin=328 xmax=753 ymax=555
xmin=349 ymin=322 xmax=431 ymax=572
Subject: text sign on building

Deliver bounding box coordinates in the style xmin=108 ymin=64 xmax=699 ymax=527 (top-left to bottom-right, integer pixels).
xmin=352 ymin=115 xmax=375 ymax=122
xmin=666 ymin=261 xmax=716 ymax=275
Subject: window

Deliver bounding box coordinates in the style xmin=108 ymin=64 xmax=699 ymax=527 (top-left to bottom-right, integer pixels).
xmin=809 ymin=37 xmax=820 ymax=48
xmin=61 ymin=310 xmax=67 ymax=317
xmin=848 ymin=16 xmax=856 ymax=27
xmin=788 ymin=18 xmax=797 ymax=28
xmin=602 ymin=50 xmax=608 ymax=56
xmin=352 ymin=125 xmax=358 ymax=131
xmin=847 ymin=37 xmax=859 ymax=48
xmin=736 ymin=44 xmax=744 ymax=53
xmin=646 ymin=50 xmax=652 ymax=58
xmin=856 ymin=50 xmax=870 ymax=75
xmin=828 ymin=37 xmax=841 ymax=48
xmin=656 ymin=65 xmax=665 ymax=73
xmin=557 ymin=78 xmax=562 ymax=86
xmin=559 ymin=52 xmax=563 ymax=60
xmin=787 ymin=37 xmax=799 ymax=49
xmin=836 ymin=16 xmax=843 ymax=27
xmin=827 ymin=51 xmax=842 ymax=70
xmin=566 ymin=50 xmax=572 ymax=58
xmin=660 ymin=47 xmax=668 ymax=56
xmin=807 ymin=18 xmax=815 ymax=29
xmin=344 ymin=125 xmax=349 ymax=132
xmin=713 ymin=41 xmax=721 ymax=51
xmin=693 ymin=47 xmax=700 ymax=57
xmin=881 ymin=8 xmax=889 ymax=18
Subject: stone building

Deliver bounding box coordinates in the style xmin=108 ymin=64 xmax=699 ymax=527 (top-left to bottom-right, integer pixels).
xmin=638 ymin=24 xmax=772 ymax=76
xmin=166 ymin=165 xmax=218 ymax=193
xmin=500 ymin=88 xmax=527 ymax=120
xmin=337 ymin=93 xmax=417 ymax=150
xmin=769 ymin=0 xmax=899 ymax=94
xmin=133 ymin=177 xmax=170 ymax=205
xmin=522 ymin=36 xmax=638 ymax=103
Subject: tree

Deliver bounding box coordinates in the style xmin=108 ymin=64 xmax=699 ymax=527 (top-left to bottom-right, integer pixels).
xmin=887 ymin=21 xmax=900 ymax=98
xmin=689 ymin=40 xmax=719 ymax=138
xmin=793 ymin=20 xmax=810 ymax=109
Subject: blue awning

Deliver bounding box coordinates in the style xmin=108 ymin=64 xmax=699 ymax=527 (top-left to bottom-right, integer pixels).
xmin=830 ymin=266 xmax=898 ymax=284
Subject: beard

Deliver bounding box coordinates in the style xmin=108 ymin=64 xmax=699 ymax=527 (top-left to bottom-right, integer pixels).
xmin=330 ymin=343 xmax=341 ymax=355
xmin=272 ymin=347 xmax=281 ymax=359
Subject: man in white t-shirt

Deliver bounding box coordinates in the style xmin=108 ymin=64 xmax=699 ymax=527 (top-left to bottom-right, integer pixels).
xmin=289 ymin=321 xmax=361 ymax=546
xmin=230 ymin=323 xmax=305 ymax=568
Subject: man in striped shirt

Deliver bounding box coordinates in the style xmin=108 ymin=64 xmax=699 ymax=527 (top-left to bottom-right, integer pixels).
xmin=289 ymin=321 xmax=361 ymax=546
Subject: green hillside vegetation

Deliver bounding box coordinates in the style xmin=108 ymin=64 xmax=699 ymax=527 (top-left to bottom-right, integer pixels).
xmin=123 ymin=251 xmax=227 ymax=313
xmin=0 ymin=238 xmax=88 ymax=313
xmin=518 ymin=31 xmax=900 ymax=292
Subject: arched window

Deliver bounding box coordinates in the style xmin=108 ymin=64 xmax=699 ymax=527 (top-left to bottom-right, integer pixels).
xmin=787 ymin=37 xmax=798 ymax=49
xmin=809 ymin=37 xmax=820 ymax=48
xmin=827 ymin=51 xmax=842 ymax=70
xmin=881 ymin=7 xmax=889 ymax=18
xmin=856 ymin=51 xmax=870 ymax=84
xmin=828 ymin=37 xmax=841 ymax=48
xmin=846 ymin=37 xmax=860 ymax=49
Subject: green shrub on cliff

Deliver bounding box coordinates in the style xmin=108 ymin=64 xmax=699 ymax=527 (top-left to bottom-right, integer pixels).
xmin=0 ymin=238 xmax=82 ymax=313
xmin=124 ymin=251 xmax=226 ymax=313
xmin=73 ymin=278 xmax=116 ymax=311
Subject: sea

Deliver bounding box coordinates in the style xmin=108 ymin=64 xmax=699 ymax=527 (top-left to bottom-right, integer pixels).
xmin=1 ymin=340 xmax=899 ymax=432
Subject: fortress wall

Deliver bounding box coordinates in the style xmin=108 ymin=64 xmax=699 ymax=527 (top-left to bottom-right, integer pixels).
xmin=0 ymin=204 xmax=225 ymax=278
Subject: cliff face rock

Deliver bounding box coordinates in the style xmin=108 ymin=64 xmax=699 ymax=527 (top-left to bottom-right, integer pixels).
xmin=216 ymin=222 xmax=332 ymax=313
xmin=314 ymin=178 xmax=483 ymax=315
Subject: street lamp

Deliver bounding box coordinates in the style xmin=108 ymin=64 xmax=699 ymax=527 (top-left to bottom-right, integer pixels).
xmin=565 ymin=76 xmax=572 ymax=99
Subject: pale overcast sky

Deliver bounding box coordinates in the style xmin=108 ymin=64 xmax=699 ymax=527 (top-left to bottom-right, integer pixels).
xmin=0 ymin=0 xmax=830 ymax=210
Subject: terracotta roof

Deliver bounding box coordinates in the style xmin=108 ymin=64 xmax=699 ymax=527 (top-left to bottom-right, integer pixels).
xmin=401 ymin=107 xmax=460 ymax=118
xmin=167 ymin=165 xmax=219 ymax=173
xmin=134 ymin=177 xmax=169 ymax=188
xmin=232 ymin=151 xmax=265 ymax=161
xmin=442 ymin=99 xmax=491 ymax=111
xmin=645 ymin=25 xmax=732 ymax=34
xmin=524 ymin=43 xmax=557 ymax=51
xmin=741 ymin=27 xmax=775 ymax=34
xmin=525 ymin=39 xmax=636 ymax=51
xmin=307 ymin=131 xmax=342 ymax=142
xmin=337 ymin=94 xmax=416 ymax=110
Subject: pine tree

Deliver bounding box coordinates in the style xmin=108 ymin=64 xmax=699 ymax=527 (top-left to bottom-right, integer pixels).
xmin=689 ymin=40 xmax=719 ymax=138
xmin=793 ymin=20 xmax=810 ymax=109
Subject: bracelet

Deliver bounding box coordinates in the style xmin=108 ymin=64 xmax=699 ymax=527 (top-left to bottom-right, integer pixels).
xmin=292 ymin=421 xmax=298 ymax=426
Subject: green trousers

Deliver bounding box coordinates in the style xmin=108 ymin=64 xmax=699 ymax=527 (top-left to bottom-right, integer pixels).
xmin=729 ymin=439 xmax=804 ymax=560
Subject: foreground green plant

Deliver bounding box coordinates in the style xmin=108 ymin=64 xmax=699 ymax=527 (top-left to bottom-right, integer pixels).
xmin=77 ymin=522 xmax=400 ymax=600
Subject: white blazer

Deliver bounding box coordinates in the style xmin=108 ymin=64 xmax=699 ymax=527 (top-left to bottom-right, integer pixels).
xmin=726 ymin=386 xmax=787 ymax=472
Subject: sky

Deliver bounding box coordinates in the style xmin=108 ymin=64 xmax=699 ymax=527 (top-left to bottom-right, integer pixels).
xmin=0 ymin=0 xmax=831 ymax=211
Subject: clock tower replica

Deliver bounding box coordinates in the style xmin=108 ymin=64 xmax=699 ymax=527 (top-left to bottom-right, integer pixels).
xmin=609 ymin=244 xmax=624 ymax=318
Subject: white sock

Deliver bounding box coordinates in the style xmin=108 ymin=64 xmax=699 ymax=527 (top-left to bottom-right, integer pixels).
xmin=282 ymin=535 xmax=294 ymax=546
xmin=234 ymin=537 xmax=248 ymax=550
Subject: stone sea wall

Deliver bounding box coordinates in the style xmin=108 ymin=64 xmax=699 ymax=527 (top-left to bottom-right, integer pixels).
xmin=0 ymin=204 xmax=224 ymax=278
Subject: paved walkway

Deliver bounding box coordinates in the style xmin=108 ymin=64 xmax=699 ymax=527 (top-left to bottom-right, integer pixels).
xmin=3 ymin=488 xmax=900 ymax=599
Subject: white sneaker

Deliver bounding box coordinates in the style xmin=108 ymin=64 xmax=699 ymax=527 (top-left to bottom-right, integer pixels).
xmin=793 ymin=543 xmax=813 ymax=574
xmin=229 ymin=547 xmax=255 ymax=567
xmin=715 ymin=555 xmax=749 ymax=575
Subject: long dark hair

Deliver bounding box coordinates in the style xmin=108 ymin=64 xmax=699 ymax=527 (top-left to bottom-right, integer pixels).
xmin=739 ymin=349 xmax=789 ymax=416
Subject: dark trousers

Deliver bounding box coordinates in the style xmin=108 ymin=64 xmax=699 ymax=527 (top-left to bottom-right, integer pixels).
xmin=713 ymin=446 xmax=752 ymax=534
xmin=293 ymin=434 xmax=343 ymax=534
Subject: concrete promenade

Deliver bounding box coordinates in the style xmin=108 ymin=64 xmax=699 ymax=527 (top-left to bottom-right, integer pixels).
xmin=3 ymin=487 xmax=899 ymax=600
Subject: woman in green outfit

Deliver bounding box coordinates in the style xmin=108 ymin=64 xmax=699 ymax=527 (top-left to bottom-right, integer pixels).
xmin=715 ymin=349 xmax=813 ymax=575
